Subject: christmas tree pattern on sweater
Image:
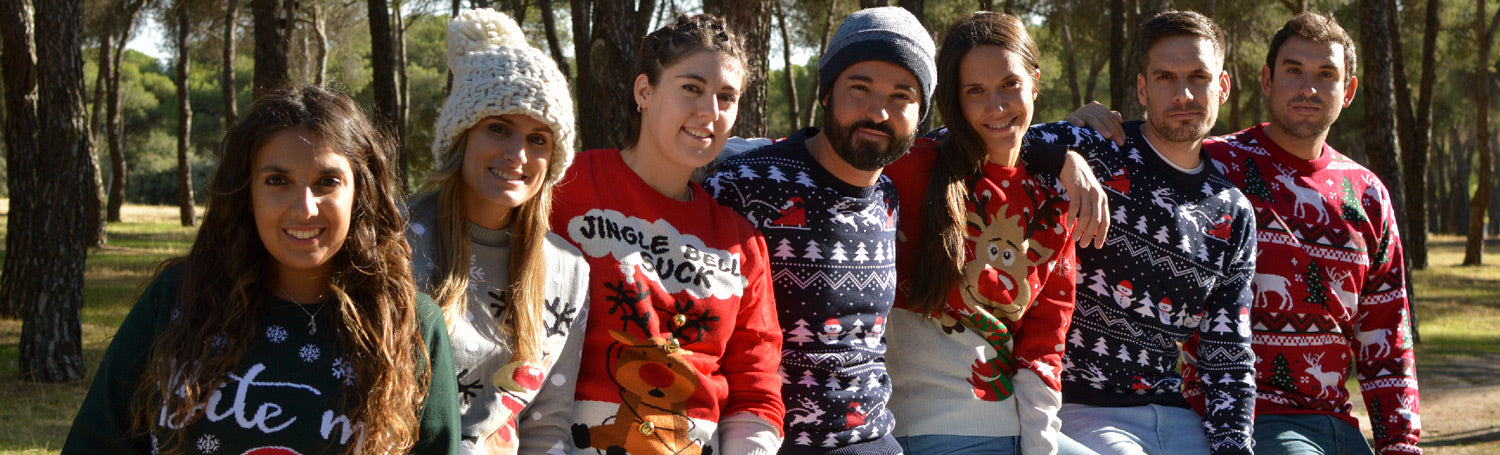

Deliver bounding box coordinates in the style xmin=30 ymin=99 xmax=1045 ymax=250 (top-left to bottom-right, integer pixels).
xmin=1201 ymin=124 xmax=1421 ymax=455
xmin=707 ymin=128 xmax=899 ymax=452
xmin=1024 ymin=121 xmax=1258 ymax=455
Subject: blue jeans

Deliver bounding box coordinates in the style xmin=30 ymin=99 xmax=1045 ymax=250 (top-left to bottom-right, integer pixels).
xmin=1255 ymin=414 xmax=1375 ymax=455
xmin=1058 ymin=403 xmax=1210 ymax=454
xmin=896 ymin=435 xmax=1018 ymax=455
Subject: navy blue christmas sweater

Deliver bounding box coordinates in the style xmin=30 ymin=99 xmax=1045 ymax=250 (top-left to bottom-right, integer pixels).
xmin=1024 ymin=121 xmax=1258 ymax=455
xmin=706 ymin=128 xmax=899 ymax=455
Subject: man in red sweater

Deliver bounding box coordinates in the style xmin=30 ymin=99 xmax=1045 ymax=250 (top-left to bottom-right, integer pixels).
xmin=1074 ymin=11 xmax=1422 ymax=455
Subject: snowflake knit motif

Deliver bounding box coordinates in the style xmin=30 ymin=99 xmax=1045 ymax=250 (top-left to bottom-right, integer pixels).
xmin=265 ymin=325 xmax=288 ymax=344
xmin=330 ymin=357 xmax=356 ymax=386
xmin=298 ymin=344 xmax=319 ymax=363
xmin=195 ymin=434 xmax=219 ymax=453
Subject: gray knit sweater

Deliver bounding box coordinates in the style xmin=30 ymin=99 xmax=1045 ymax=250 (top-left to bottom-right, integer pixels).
xmin=407 ymin=193 xmax=591 ymax=455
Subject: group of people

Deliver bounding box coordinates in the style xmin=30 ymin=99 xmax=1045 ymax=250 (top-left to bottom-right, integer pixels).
xmin=59 ymin=4 xmax=1419 ymax=455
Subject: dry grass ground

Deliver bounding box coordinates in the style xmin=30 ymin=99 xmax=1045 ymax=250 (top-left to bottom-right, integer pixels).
xmin=0 ymin=202 xmax=1494 ymax=453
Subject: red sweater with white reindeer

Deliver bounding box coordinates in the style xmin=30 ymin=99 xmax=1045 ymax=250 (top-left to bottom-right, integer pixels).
xmin=552 ymin=149 xmax=785 ymax=455
xmin=885 ymin=139 xmax=1078 ymax=445
xmin=1200 ymin=125 xmax=1421 ymax=454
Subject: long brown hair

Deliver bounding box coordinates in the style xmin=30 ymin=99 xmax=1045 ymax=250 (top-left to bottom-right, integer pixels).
xmin=419 ymin=132 xmax=550 ymax=364
xmin=909 ymin=12 xmax=1041 ymax=314
xmin=136 ymin=85 xmax=428 ymax=454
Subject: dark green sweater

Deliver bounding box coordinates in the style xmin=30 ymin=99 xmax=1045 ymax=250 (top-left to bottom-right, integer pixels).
xmin=62 ymin=265 xmax=460 ymax=454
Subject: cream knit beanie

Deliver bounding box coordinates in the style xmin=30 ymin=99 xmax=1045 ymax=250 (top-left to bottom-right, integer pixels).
xmin=432 ymin=8 xmax=575 ymax=184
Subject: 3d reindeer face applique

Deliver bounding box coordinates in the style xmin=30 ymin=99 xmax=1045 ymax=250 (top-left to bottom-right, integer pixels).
xmin=574 ymin=330 xmax=704 ymax=455
xmin=959 ymin=185 xmax=1061 ymax=323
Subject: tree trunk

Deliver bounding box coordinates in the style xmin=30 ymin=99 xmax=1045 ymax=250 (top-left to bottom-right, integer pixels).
xmin=394 ymin=0 xmax=410 ymax=191
xmin=223 ymin=0 xmax=240 ymax=130
xmin=89 ymin=37 xmax=108 ymax=142
xmin=1359 ymin=0 xmax=1407 ymax=253
xmin=176 ymin=5 xmax=195 ymax=227
xmin=1452 ymin=128 xmax=1472 ymax=235
xmin=309 ymin=3 xmax=327 ymax=86
xmin=897 ymin=0 xmax=924 ymax=27
xmin=1 ymin=0 xmax=40 ymax=319
xmin=1463 ymin=0 xmax=1496 ymax=265
xmin=252 ymin=0 xmax=290 ymax=100
xmin=510 ymin=0 xmax=528 ymax=25
xmin=860 ymin=0 xmax=887 ymax=7
xmin=368 ymin=0 xmax=402 ymax=172
xmin=6 ymin=0 xmax=94 ymax=382
xmin=570 ymin=0 xmax=592 ymax=134
xmin=85 ymin=35 xmax=108 ymax=247
xmin=106 ymin=0 xmax=145 ymax=223
xmin=1108 ymin=0 xmax=1127 ymax=111
xmin=1386 ymin=0 xmax=1425 ymax=269
xmin=1407 ymin=0 xmax=1440 ymax=268
xmin=577 ymin=0 xmax=654 ymax=150
xmin=1120 ymin=0 xmax=1167 ymax=122
xmin=1084 ymin=55 xmax=1105 ymax=103
xmin=773 ymin=0 xmax=798 ymax=129
xmin=1056 ymin=4 xmax=1081 ymax=109
xmin=801 ymin=0 xmax=839 ymax=128
xmin=538 ymin=0 xmax=570 ymax=83
xmin=706 ymin=0 xmax=770 ymax=138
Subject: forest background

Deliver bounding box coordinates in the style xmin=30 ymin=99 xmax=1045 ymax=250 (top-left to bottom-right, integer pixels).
xmin=0 ymin=0 xmax=1497 ymax=452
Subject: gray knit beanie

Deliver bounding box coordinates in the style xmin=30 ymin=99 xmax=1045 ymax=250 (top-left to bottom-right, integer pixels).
xmin=432 ymin=9 xmax=575 ymax=184
xmin=818 ymin=6 xmax=937 ymax=121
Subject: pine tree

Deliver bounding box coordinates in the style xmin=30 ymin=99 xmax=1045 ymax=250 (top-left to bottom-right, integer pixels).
xmin=1373 ymin=225 xmax=1393 ymax=267
xmin=1136 ymin=349 xmax=1150 ymax=366
xmin=1092 ymin=337 xmax=1111 ymax=356
xmin=767 ymin=165 xmax=788 ymax=182
xmin=795 ymin=432 xmax=813 ymax=446
xmin=825 ymin=375 xmax=841 ymax=390
xmin=1368 ymin=396 xmax=1388 ymax=440
xmin=847 ymin=376 xmax=862 ymax=392
xmin=1178 ymin=235 xmax=1194 ymax=253
xmin=803 ymin=240 xmax=824 ymax=260
xmin=1116 ymin=345 xmax=1132 ymax=362
xmin=1304 ymin=261 xmax=1330 ymax=308
xmin=1211 ymin=308 xmax=1233 ymax=334
xmin=822 ymin=432 xmax=840 ymax=448
xmin=1268 ymin=353 xmax=1297 ymax=392
xmin=796 ymin=171 xmax=817 ymax=188
xmin=738 ymin=165 xmax=759 ymax=179
xmin=779 ymin=365 xmax=790 ymax=383
xmin=1068 ymin=329 xmax=1085 ymax=348
xmin=1113 ymin=205 xmax=1128 ymax=225
xmin=1135 ymin=215 xmax=1149 ymax=234
xmin=798 ymin=369 xmax=818 ymax=387
xmin=1154 ymin=226 xmax=1171 ymax=244
xmin=830 ymin=241 xmax=849 ymax=262
xmin=853 ymin=242 xmax=869 ymax=261
xmin=787 ymin=319 xmax=816 ymax=345
xmin=1339 ymin=177 xmax=1369 ymax=221
xmin=874 ymin=242 xmax=885 ymax=261
xmin=1241 ymin=157 xmax=1274 ymax=202
xmin=774 ymin=238 xmax=797 ymax=259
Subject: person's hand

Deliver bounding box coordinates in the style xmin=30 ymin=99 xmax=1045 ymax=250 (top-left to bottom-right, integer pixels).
xmin=1065 ymin=101 xmax=1126 ymax=147
xmin=1060 ymin=150 xmax=1109 ymax=248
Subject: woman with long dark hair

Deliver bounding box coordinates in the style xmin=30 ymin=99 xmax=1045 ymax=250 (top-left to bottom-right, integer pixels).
xmin=63 ymin=85 xmax=459 ymax=454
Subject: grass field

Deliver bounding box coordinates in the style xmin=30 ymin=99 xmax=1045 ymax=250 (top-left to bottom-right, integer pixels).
xmin=0 ymin=202 xmax=1495 ymax=453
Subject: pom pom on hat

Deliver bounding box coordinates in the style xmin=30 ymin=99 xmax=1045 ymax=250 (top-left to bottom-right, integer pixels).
xmin=433 ymin=8 xmax=575 ymax=184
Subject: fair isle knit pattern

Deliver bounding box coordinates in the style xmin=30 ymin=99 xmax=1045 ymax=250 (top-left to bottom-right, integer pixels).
xmin=433 ymin=8 xmax=574 ymax=182
xmin=706 ymin=128 xmax=900 ymax=454
xmin=1025 ymin=121 xmax=1258 ymax=455
xmin=1201 ymin=124 xmax=1421 ymax=455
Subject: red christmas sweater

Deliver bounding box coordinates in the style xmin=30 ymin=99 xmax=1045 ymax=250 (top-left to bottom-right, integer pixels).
xmin=552 ymin=149 xmax=785 ymax=454
xmin=884 ymin=139 xmax=1078 ymax=440
xmin=1200 ymin=125 xmax=1420 ymax=454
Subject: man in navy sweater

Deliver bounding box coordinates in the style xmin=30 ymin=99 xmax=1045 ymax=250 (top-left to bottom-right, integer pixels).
xmin=1024 ymin=10 xmax=1258 ymax=455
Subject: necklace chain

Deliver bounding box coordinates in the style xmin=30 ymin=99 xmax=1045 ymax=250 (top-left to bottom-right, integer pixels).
xmin=273 ymin=282 xmax=325 ymax=335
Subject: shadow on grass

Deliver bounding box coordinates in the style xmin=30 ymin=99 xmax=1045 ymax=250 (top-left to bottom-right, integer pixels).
xmin=1425 ymin=426 xmax=1500 ymax=448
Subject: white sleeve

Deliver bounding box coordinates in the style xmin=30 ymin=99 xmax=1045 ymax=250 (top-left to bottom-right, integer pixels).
xmin=715 ymin=411 xmax=783 ymax=455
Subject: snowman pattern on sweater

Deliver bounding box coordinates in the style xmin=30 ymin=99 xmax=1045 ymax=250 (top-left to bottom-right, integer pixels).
xmin=707 ymin=128 xmax=898 ymax=451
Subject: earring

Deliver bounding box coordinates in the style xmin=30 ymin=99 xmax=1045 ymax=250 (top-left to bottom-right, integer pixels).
xmin=637 ymin=105 xmax=643 ymax=113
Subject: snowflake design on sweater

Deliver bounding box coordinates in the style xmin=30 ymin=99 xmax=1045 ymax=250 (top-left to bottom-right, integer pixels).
xmin=467 ymin=254 xmax=485 ymax=292
xmin=195 ymin=434 xmax=219 ymax=453
xmin=299 ymin=344 xmax=320 ymax=362
xmin=266 ymin=325 xmax=288 ymax=343
xmin=331 ymin=357 xmax=356 ymax=386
